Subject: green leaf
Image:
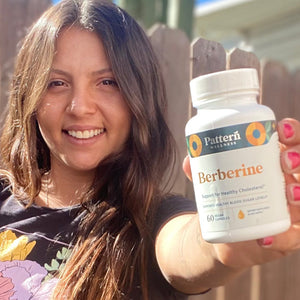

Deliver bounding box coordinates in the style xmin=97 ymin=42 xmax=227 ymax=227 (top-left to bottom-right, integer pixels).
xmin=51 ymin=259 xmax=59 ymax=270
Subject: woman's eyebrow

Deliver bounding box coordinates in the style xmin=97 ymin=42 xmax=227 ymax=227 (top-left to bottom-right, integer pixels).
xmin=91 ymin=68 xmax=113 ymax=76
xmin=49 ymin=68 xmax=71 ymax=77
xmin=49 ymin=68 xmax=113 ymax=76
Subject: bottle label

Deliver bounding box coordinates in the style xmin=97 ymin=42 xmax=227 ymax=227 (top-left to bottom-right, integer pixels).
xmin=187 ymin=120 xmax=289 ymax=235
xmin=187 ymin=120 xmax=276 ymax=157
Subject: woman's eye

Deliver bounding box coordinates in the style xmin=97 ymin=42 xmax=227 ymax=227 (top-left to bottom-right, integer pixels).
xmin=101 ymin=79 xmax=118 ymax=87
xmin=47 ymin=80 xmax=66 ymax=88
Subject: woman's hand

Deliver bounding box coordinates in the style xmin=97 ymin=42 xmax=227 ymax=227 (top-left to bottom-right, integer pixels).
xmin=268 ymin=118 xmax=300 ymax=252
xmin=182 ymin=118 xmax=300 ymax=270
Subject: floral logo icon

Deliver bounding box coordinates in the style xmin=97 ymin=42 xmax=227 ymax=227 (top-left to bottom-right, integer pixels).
xmin=245 ymin=122 xmax=266 ymax=146
xmin=188 ymin=134 xmax=203 ymax=157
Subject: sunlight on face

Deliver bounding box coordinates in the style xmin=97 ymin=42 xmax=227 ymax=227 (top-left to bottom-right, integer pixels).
xmin=37 ymin=27 xmax=131 ymax=179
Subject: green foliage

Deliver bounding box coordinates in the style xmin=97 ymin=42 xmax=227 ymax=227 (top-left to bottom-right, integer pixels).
xmin=44 ymin=247 xmax=72 ymax=281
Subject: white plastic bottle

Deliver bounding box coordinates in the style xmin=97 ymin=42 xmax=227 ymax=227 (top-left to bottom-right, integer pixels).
xmin=185 ymin=68 xmax=290 ymax=243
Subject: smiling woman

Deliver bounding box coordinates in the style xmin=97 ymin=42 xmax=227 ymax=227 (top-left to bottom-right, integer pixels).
xmin=2 ymin=0 xmax=300 ymax=300
xmin=36 ymin=27 xmax=132 ymax=194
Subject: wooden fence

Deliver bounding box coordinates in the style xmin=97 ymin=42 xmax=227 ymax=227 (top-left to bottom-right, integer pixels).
xmin=0 ymin=0 xmax=51 ymax=114
xmin=149 ymin=24 xmax=300 ymax=300
xmin=1 ymin=3 xmax=300 ymax=299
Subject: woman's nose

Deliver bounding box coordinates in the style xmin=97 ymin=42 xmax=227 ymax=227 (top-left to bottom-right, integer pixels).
xmin=66 ymin=87 xmax=97 ymax=116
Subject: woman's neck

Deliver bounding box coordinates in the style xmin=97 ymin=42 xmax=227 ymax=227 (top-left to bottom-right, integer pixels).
xmin=36 ymin=167 xmax=95 ymax=208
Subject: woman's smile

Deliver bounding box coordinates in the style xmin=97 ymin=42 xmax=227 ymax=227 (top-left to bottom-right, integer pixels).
xmin=62 ymin=127 xmax=107 ymax=146
xmin=65 ymin=128 xmax=105 ymax=139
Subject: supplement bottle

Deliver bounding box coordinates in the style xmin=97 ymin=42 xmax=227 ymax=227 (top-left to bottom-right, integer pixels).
xmin=185 ymin=68 xmax=290 ymax=243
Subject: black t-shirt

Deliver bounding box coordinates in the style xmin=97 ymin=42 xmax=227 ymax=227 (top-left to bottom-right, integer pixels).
xmin=0 ymin=184 xmax=202 ymax=299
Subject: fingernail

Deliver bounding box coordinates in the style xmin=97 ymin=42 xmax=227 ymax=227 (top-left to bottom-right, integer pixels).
xmin=293 ymin=186 xmax=300 ymax=201
xmin=283 ymin=123 xmax=294 ymax=139
xmin=259 ymin=236 xmax=273 ymax=247
xmin=287 ymin=151 xmax=300 ymax=169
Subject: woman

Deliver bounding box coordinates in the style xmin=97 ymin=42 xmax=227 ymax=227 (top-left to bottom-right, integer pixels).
xmin=1 ymin=0 xmax=300 ymax=299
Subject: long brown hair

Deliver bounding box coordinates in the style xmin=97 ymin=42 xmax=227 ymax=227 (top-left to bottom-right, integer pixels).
xmin=0 ymin=0 xmax=177 ymax=299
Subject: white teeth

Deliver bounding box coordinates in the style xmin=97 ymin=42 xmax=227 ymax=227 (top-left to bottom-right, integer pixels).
xmin=67 ymin=129 xmax=104 ymax=139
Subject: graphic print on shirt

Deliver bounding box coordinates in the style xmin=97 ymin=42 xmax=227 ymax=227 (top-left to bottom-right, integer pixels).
xmin=0 ymin=229 xmax=71 ymax=300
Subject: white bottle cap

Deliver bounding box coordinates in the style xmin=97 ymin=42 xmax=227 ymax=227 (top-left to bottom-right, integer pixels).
xmin=190 ymin=68 xmax=259 ymax=107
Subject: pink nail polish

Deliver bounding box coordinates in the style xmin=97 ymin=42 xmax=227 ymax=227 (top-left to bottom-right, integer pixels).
xmin=293 ymin=186 xmax=300 ymax=201
xmin=283 ymin=123 xmax=294 ymax=139
xmin=261 ymin=236 xmax=273 ymax=246
xmin=287 ymin=152 xmax=300 ymax=169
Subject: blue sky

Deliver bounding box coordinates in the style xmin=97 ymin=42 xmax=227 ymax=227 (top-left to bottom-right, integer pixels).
xmin=196 ymin=0 xmax=219 ymax=4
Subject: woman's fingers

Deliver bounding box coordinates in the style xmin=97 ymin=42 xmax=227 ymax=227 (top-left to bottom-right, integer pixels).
xmin=279 ymin=119 xmax=300 ymax=177
xmin=286 ymin=183 xmax=300 ymax=206
xmin=278 ymin=118 xmax=300 ymax=145
xmin=281 ymin=146 xmax=300 ymax=174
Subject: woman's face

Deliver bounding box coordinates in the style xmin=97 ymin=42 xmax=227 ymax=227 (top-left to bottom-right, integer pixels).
xmin=37 ymin=26 xmax=131 ymax=177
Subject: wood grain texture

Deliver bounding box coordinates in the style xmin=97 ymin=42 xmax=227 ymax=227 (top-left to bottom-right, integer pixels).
xmin=191 ymin=38 xmax=226 ymax=78
xmin=0 ymin=0 xmax=51 ymax=115
xmin=261 ymin=60 xmax=291 ymax=120
xmin=149 ymin=24 xmax=190 ymax=195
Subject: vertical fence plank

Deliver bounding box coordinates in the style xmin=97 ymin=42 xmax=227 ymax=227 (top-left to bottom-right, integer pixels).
xmin=283 ymin=252 xmax=300 ymax=300
xmin=190 ymin=37 xmax=226 ymax=128
xmin=224 ymin=269 xmax=252 ymax=300
xmin=261 ymin=60 xmax=291 ymax=120
xmin=227 ymin=48 xmax=261 ymax=102
xmin=149 ymin=24 xmax=190 ymax=195
xmin=0 ymin=0 xmax=51 ymax=117
xmin=191 ymin=38 xmax=226 ymax=78
xmin=259 ymin=260 xmax=282 ymax=300
xmin=227 ymin=48 xmax=260 ymax=75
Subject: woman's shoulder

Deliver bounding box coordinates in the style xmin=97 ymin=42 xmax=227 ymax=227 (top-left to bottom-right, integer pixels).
xmin=159 ymin=194 xmax=197 ymax=211
xmin=153 ymin=194 xmax=197 ymax=236
xmin=157 ymin=194 xmax=197 ymax=219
